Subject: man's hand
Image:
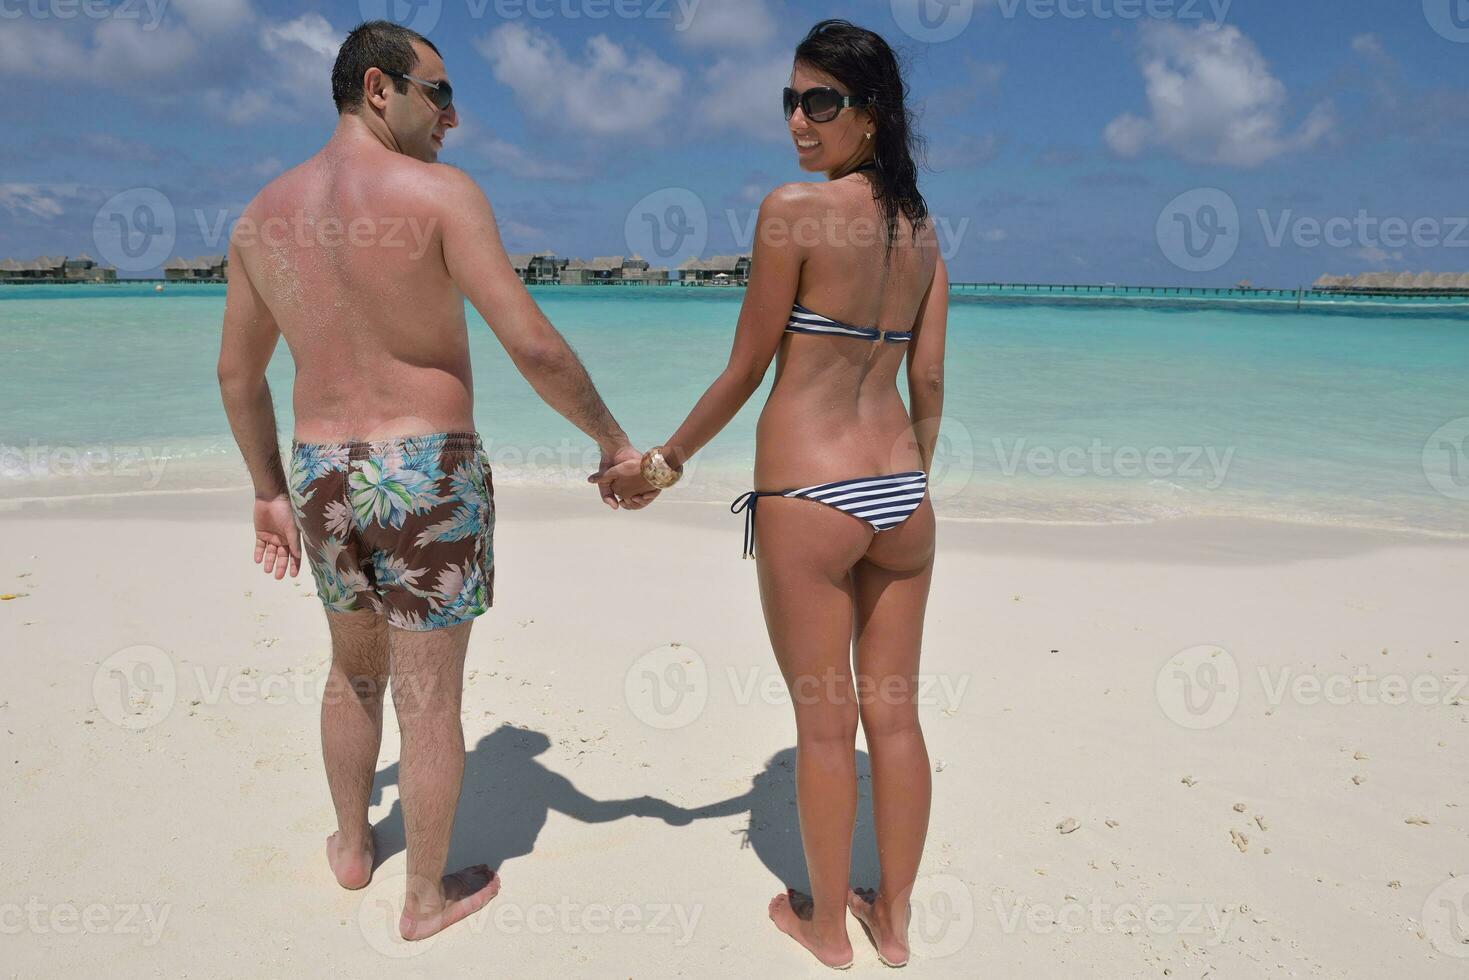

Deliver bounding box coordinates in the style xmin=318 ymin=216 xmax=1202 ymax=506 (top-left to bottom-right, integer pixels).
xmin=590 ymin=446 xmax=660 ymax=510
xmin=253 ymin=494 xmax=301 ymax=580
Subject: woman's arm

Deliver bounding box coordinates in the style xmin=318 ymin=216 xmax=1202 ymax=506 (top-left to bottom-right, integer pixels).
xmin=906 ymin=256 xmax=948 ymax=472
xmin=600 ymin=186 xmax=808 ymax=498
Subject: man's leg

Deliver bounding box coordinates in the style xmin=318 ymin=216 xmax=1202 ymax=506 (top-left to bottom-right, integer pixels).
xmin=322 ymin=608 xmax=390 ymax=890
xmin=390 ymin=620 xmax=500 ymax=941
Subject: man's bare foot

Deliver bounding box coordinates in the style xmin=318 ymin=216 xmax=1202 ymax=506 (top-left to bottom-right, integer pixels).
xmin=399 ymin=865 xmax=501 ymax=942
xmin=326 ymin=831 xmax=374 ymax=890
xmin=768 ymin=889 xmax=854 ymax=970
xmin=848 ymin=887 xmax=910 ymax=967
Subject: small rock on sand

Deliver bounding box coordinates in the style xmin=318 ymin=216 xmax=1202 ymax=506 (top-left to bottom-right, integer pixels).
xmin=1233 ymin=803 xmax=1247 ymax=813
xmin=1353 ymin=751 xmax=1369 ymax=761
xmin=1230 ymin=829 xmax=1249 ymax=853
xmin=1057 ymin=818 xmax=1079 ymax=835
xmin=1405 ymin=816 xmax=1430 ymax=826
xmin=1254 ymin=814 xmax=1268 ymax=832
xmin=1352 ymin=775 xmax=1365 ymax=785
xmin=1105 ymin=819 xmax=1119 ymax=829
xmin=1181 ymin=775 xmax=1197 ymax=787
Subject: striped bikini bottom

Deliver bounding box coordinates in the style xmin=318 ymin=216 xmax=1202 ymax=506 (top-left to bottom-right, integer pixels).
xmin=729 ymin=471 xmax=929 ymax=559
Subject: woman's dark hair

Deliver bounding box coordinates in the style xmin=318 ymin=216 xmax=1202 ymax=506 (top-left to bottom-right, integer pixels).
xmin=794 ymin=19 xmax=929 ymax=254
xmin=331 ymin=20 xmax=441 ymax=115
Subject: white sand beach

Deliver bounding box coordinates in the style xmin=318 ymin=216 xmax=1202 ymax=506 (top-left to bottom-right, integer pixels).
xmin=2 ymin=488 xmax=1467 ymax=977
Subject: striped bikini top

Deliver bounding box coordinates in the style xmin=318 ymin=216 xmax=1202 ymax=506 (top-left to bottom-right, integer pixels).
xmin=786 ymin=304 xmax=913 ymax=344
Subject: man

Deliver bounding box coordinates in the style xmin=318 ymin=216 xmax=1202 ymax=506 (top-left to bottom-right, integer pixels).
xmin=217 ymin=20 xmax=649 ymax=942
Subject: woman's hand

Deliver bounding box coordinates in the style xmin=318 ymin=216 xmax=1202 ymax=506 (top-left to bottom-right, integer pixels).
xmin=588 ymin=456 xmax=661 ymax=510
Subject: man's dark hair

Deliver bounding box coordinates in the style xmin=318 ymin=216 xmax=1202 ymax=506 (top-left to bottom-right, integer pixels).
xmin=331 ymin=20 xmax=441 ymax=115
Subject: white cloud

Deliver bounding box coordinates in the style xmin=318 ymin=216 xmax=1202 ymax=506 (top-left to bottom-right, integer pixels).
xmin=0 ymin=183 xmax=87 ymax=221
xmin=1350 ymin=33 xmax=1386 ymax=60
xmin=1104 ymin=23 xmax=1334 ymax=168
xmin=478 ymin=138 xmax=586 ymax=181
xmin=675 ymin=0 xmax=777 ymax=48
xmin=695 ymin=52 xmax=795 ymax=141
xmin=928 ymin=133 xmax=1003 ymax=170
xmin=475 ymin=23 xmax=683 ymax=138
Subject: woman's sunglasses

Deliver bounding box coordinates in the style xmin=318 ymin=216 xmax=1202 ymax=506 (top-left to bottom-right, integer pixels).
xmin=383 ymin=70 xmax=453 ymax=111
xmin=783 ymin=86 xmax=873 ymax=123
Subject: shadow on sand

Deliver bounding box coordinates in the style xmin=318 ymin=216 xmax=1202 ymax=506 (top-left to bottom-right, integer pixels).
xmin=369 ymin=729 xmax=879 ymax=893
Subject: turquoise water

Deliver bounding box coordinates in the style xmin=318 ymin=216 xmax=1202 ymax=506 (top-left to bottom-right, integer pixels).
xmin=2 ymin=282 xmax=1468 ymax=535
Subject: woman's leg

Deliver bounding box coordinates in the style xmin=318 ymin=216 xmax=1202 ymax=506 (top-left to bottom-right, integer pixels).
xmin=753 ymin=496 xmax=874 ymax=969
xmin=848 ymin=498 xmax=936 ymax=966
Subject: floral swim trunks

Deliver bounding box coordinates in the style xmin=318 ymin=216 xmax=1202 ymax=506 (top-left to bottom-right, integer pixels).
xmin=288 ymin=431 xmax=494 ymax=632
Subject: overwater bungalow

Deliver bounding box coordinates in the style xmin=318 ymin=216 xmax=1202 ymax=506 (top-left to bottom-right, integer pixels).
xmin=163 ymin=255 xmax=228 ymax=281
xmin=1311 ymin=270 xmax=1469 ymax=295
xmin=679 ymin=255 xmax=753 ymax=285
xmin=0 ymin=254 xmax=116 ymax=282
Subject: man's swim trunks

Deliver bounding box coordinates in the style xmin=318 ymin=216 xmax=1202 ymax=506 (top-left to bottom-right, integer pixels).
xmin=289 ymin=431 xmax=494 ymax=632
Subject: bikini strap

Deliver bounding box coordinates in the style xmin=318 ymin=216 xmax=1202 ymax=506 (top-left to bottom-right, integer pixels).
xmin=730 ymin=491 xmax=786 ymax=559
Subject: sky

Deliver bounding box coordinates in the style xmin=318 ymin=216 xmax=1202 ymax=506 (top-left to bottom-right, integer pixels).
xmin=1 ymin=0 xmax=1465 ymax=286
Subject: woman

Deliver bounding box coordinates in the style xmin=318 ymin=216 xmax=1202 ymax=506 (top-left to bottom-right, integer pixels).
xmin=599 ymin=19 xmax=947 ymax=970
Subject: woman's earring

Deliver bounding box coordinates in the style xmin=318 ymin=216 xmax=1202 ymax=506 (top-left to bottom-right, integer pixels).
xmin=865 ymin=132 xmax=873 ymax=140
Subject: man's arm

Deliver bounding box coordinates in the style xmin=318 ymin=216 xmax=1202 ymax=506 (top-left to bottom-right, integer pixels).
xmin=436 ymin=168 xmax=637 ymax=502
xmin=217 ymin=237 xmax=299 ymax=578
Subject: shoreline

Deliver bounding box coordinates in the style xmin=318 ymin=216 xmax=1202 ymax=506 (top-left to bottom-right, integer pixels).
xmin=4 ymin=481 xmax=1466 ymax=564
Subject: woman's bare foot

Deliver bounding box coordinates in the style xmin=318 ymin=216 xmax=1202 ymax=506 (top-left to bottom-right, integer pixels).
xmin=325 ymin=831 xmax=374 ymax=890
xmin=848 ymin=887 xmax=910 ymax=967
xmin=768 ymin=889 xmax=854 ymax=970
xmin=399 ymin=865 xmax=501 ymax=942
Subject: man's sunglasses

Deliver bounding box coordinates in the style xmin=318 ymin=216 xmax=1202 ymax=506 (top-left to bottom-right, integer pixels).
xmin=383 ymin=70 xmax=453 ymax=111
xmin=783 ymin=86 xmax=873 ymax=123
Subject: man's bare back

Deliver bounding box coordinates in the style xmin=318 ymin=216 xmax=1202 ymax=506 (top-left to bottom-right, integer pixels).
xmin=233 ymin=144 xmax=474 ymax=443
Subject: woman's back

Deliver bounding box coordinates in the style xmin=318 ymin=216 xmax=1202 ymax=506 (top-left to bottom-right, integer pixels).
xmin=757 ymin=177 xmax=939 ymax=487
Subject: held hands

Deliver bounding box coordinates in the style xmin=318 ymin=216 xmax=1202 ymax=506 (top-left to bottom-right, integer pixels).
xmin=253 ymin=494 xmax=301 ymax=580
xmin=590 ymin=445 xmax=661 ymax=510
